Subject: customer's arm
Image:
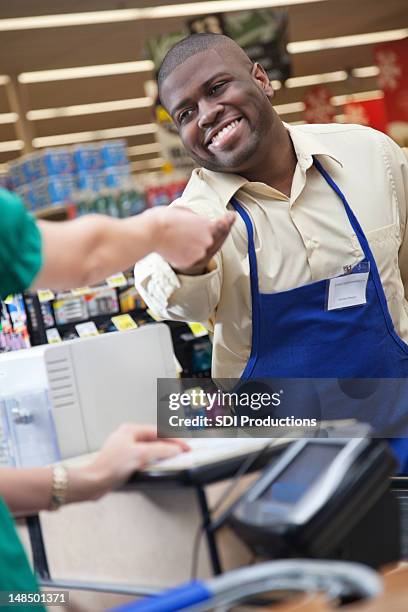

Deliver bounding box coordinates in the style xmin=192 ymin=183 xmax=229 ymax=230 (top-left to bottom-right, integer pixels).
xmin=33 ymin=207 xmax=234 ymax=291
xmin=0 ymin=424 xmax=189 ymax=516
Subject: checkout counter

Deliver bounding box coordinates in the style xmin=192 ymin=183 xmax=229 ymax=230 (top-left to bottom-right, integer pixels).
xmin=0 ymin=326 xmax=406 ymax=610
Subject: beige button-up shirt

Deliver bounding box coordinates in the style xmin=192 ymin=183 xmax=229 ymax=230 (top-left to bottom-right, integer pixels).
xmin=134 ymin=123 xmax=408 ymax=378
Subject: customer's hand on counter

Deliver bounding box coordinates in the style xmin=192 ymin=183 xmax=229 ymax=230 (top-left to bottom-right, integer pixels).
xmin=71 ymin=424 xmax=190 ymax=501
xmin=0 ymin=425 xmax=189 ymax=515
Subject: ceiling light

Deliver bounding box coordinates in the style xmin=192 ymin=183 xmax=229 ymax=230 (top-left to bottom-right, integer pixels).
xmin=331 ymin=90 xmax=383 ymax=106
xmin=19 ymin=61 xmax=154 ymax=83
xmin=289 ymin=120 xmax=306 ymax=125
xmin=352 ymin=66 xmax=380 ymax=78
xmin=128 ymin=143 xmax=162 ymax=156
xmin=285 ymin=70 xmax=347 ymax=88
xmin=0 ymin=140 xmax=24 ymax=153
xmin=33 ymin=124 xmax=158 ymax=147
xmin=0 ymin=112 xmax=18 ymax=124
xmin=288 ymin=28 xmax=408 ymax=54
xmin=274 ymin=101 xmax=305 ymax=114
xmin=271 ymin=80 xmax=282 ymax=90
xmin=146 ymin=0 xmax=325 ymax=19
xmin=0 ymin=76 xmax=9 ymax=85
xmin=0 ymin=1 xmax=326 ymax=31
xmin=0 ymin=10 xmax=143 ymax=31
xmin=27 ymin=98 xmax=153 ymax=120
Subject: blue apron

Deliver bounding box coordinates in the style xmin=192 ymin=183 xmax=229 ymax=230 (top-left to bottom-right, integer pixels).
xmin=230 ymin=157 xmax=408 ymax=473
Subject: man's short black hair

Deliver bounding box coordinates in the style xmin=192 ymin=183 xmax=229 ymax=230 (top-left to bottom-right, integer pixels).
xmin=157 ymin=33 xmax=249 ymax=102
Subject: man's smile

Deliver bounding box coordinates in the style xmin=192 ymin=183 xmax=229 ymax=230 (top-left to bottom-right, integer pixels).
xmin=206 ymin=117 xmax=244 ymax=152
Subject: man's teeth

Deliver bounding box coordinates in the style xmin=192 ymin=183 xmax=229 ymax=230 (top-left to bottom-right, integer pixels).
xmin=211 ymin=120 xmax=240 ymax=145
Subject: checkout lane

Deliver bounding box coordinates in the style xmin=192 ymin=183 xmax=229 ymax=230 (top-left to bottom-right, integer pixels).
xmin=109 ymin=434 xmax=402 ymax=611
xmin=2 ymin=328 xmax=407 ymax=609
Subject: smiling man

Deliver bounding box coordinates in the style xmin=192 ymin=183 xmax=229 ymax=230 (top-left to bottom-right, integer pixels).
xmin=157 ymin=35 xmax=295 ymax=191
xmin=134 ymin=33 xmax=408 ymax=469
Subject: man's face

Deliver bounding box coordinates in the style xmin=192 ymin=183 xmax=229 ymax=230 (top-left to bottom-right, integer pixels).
xmin=160 ymin=48 xmax=275 ymax=174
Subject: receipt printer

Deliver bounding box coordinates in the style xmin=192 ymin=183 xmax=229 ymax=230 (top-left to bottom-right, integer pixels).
xmin=228 ymin=436 xmax=400 ymax=568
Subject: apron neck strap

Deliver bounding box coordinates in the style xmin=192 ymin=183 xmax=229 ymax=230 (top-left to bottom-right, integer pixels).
xmin=230 ymin=196 xmax=260 ymax=294
xmin=230 ymin=196 xmax=261 ymax=353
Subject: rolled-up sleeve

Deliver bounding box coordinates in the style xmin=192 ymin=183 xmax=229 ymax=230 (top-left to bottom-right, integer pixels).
xmin=0 ymin=189 xmax=43 ymax=299
xmin=134 ymin=252 xmax=222 ymax=330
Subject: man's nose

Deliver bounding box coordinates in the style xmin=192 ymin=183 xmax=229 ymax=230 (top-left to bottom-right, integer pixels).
xmin=198 ymin=101 xmax=223 ymax=129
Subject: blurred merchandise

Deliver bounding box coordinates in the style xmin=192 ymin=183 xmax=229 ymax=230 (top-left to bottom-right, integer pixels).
xmin=343 ymin=97 xmax=388 ymax=133
xmin=7 ymin=139 xmax=144 ymax=215
xmin=0 ymin=173 xmax=13 ymax=191
xmin=145 ymin=176 xmax=188 ymax=207
xmin=3 ymin=283 xmax=212 ymax=378
xmin=75 ymin=184 xmax=146 ymax=217
xmin=53 ymin=296 xmax=89 ymax=326
xmin=52 ymin=287 xmax=119 ymax=326
xmin=0 ymin=296 xmax=31 ymax=353
xmin=119 ymin=286 xmax=147 ymax=313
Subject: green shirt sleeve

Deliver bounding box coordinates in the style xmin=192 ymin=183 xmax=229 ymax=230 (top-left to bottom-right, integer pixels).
xmin=0 ymin=499 xmax=45 ymax=610
xmin=0 ymin=188 xmax=43 ymax=299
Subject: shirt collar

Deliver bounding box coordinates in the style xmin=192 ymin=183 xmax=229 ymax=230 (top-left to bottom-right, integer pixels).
xmin=193 ymin=123 xmax=344 ymax=208
xmin=285 ymin=123 xmax=344 ymax=172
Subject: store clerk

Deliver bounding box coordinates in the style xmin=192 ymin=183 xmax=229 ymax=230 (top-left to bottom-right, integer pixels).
xmin=0 ymin=186 xmax=234 ymax=599
xmin=134 ymin=33 xmax=408 ymax=470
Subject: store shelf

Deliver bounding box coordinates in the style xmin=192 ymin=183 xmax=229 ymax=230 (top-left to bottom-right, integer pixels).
xmin=35 ymin=204 xmax=70 ymax=220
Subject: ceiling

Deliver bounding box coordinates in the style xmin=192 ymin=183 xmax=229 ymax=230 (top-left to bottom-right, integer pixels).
xmin=0 ymin=0 xmax=406 ymax=171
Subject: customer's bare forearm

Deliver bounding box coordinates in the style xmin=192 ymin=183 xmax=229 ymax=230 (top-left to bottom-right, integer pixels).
xmin=0 ymin=467 xmax=53 ymax=515
xmin=34 ymin=213 xmax=158 ymax=291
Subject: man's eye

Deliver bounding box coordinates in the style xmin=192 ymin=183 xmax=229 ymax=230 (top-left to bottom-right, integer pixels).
xmin=179 ymin=109 xmax=193 ymax=123
xmin=210 ymin=82 xmax=226 ymax=95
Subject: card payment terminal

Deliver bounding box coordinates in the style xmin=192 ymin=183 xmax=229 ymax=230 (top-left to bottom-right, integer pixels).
xmin=228 ymin=437 xmax=400 ymax=568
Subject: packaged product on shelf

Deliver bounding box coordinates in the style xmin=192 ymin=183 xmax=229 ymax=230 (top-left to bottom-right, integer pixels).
xmin=0 ymin=296 xmax=31 ymax=353
xmin=33 ymin=175 xmax=75 ymax=208
xmin=0 ymin=173 xmax=12 ymax=191
xmin=16 ymin=185 xmax=38 ymax=212
xmin=145 ymin=185 xmax=171 ymax=207
xmin=75 ymin=170 xmax=107 ymax=192
xmin=53 ymin=296 xmax=89 ymax=326
xmin=100 ymin=140 xmax=128 ymax=167
xmin=145 ymin=176 xmax=188 ymax=208
xmin=87 ymin=288 xmax=119 ymax=317
xmin=104 ymin=165 xmax=131 ymax=189
xmin=9 ymin=156 xmax=38 ymax=189
xmin=33 ymin=148 xmax=73 ymax=178
xmin=8 ymin=160 xmax=25 ymax=189
xmin=72 ymin=143 xmax=103 ymax=173
xmin=117 ymin=187 xmax=146 ymax=216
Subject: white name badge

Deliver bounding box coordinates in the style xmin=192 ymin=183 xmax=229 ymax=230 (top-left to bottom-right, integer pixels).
xmin=327 ymin=271 xmax=369 ymax=311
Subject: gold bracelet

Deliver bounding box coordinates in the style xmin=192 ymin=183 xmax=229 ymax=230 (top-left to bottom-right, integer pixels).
xmin=50 ymin=464 xmax=68 ymax=511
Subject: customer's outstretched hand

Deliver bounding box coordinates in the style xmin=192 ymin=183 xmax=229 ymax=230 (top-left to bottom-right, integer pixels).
xmin=149 ymin=206 xmax=235 ymax=272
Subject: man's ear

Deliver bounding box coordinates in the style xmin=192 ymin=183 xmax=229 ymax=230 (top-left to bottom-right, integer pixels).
xmin=251 ymin=62 xmax=274 ymax=99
